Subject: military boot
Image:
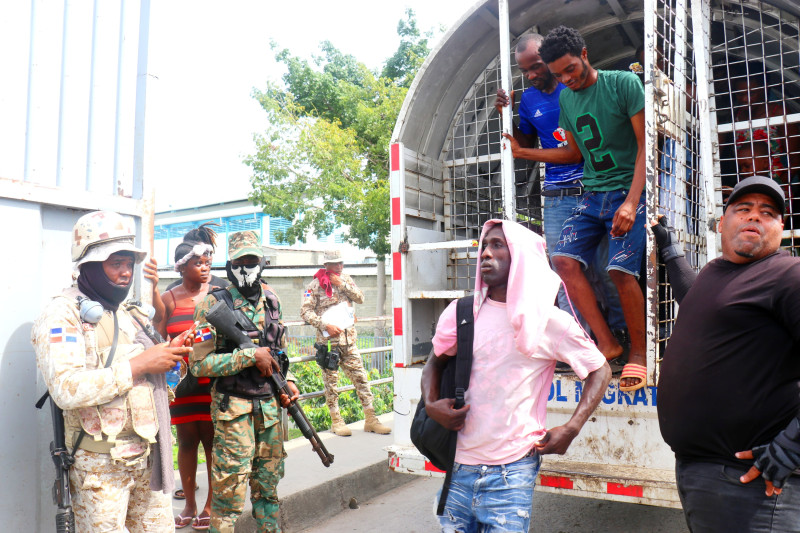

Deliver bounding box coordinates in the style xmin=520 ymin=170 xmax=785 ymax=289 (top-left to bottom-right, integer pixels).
xmin=363 ymin=407 xmax=391 ymax=435
xmin=330 ymin=407 xmax=352 ymax=437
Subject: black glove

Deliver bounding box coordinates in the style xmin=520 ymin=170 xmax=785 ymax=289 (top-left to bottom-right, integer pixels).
xmin=751 ymin=417 xmax=800 ymax=488
xmin=651 ymin=216 xmax=685 ymax=263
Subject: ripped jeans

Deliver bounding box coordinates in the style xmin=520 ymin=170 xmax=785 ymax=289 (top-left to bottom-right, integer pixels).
xmin=437 ymin=453 xmax=541 ymax=533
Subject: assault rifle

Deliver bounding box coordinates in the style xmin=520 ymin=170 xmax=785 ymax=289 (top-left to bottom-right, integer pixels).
xmin=35 ymin=392 xmax=76 ymax=532
xmin=205 ymin=300 xmax=334 ymax=467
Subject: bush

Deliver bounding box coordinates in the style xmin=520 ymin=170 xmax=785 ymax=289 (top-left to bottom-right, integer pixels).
xmin=288 ymin=351 xmax=394 ymax=434
xmin=168 ymin=339 xmax=394 ymax=453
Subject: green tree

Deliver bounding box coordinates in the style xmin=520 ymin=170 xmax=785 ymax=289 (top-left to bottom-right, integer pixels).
xmin=382 ymin=9 xmax=434 ymax=88
xmin=245 ymin=9 xmax=433 ymax=260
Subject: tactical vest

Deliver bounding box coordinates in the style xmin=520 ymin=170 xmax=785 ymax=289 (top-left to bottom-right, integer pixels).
xmin=58 ymin=288 xmax=158 ymax=453
xmin=211 ymin=286 xmax=286 ymax=400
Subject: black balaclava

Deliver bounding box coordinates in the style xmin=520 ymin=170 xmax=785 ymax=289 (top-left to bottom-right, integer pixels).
xmin=78 ymin=260 xmax=132 ymax=311
xmin=226 ymin=260 xmax=264 ymax=303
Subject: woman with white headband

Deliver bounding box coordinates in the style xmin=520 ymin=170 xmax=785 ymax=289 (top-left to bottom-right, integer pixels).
xmin=156 ymin=222 xmax=227 ymax=530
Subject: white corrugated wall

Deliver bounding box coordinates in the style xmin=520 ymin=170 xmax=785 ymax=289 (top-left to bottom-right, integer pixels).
xmin=0 ymin=1 xmax=153 ymax=530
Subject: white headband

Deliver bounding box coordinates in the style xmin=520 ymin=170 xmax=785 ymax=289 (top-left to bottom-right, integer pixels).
xmin=174 ymin=243 xmax=214 ymax=271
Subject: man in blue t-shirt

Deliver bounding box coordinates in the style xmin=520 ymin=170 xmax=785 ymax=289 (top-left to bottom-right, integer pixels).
xmin=495 ymin=33 xmax=627 ymax=361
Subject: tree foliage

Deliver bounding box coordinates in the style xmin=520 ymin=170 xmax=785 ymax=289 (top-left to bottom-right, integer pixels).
xmin=382 ymin=11 xmax=434 ymax=88
xmin=245 ymin=9 xmax=432 ymax=259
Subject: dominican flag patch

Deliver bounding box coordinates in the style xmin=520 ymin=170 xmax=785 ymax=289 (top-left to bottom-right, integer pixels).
xmin=50 ymin=327 xmax=78 ymax=343
xmin=303 ymin=289 xmax=312 ymax=298
xmin=194 ymin=327 xmax=212 ymax=343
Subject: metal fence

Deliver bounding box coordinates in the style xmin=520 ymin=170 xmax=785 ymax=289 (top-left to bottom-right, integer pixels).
xmin=283 ymin=316 xmax=393 ymax=402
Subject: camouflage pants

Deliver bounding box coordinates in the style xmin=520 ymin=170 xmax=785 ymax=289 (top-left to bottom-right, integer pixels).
xmin=210 ymin=396 xmax=286 ymax=533
xmin=69 ymin=448 xmax=173 ymax=532
xmin=322 ymin=340 xmax=374 ymax=412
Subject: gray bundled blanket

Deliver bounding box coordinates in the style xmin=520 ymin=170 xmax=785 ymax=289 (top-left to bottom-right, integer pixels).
xmin=134 ymin=330 xmax=175 ymax=494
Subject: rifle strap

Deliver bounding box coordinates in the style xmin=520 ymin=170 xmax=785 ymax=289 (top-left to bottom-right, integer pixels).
xmin=211 ymin=285 xmax=279 ymax=342
xmin=35 ymin=390 xmax=49 ymax=409
xmin=436 ymin=295 xmax=475 ymax=516
xmin=128 ymin=311 xmax=164 ymax=344
xmin=71 ymin=311 xmax=119 ymax=457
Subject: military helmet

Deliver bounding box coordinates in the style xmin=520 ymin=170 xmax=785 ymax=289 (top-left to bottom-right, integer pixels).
xmin=72 ymin=211 xmax=147 ymax=267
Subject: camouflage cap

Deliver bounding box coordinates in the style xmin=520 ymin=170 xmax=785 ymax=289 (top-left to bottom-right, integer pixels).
xmin=228 ymin=231 xmax=263 ymax=260
xmin=323 ymin=249 xmax=344 ymax=264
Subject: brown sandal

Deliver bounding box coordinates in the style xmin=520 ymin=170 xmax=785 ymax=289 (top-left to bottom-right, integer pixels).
xmin=173 ymin=485 xmax=199 ymax=500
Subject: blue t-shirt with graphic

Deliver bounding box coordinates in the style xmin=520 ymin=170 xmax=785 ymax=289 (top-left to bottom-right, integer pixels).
xmin=518 ymin=83 xmax=583 ymax=190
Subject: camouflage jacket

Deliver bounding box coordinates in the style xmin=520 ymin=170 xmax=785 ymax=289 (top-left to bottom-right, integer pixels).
xmin=300 ymin=272 xmax=363 ymax=345
xmin=191 ymin=284 xmax=293 ymax=417
xmin=31 ymin=287 xmax=159 ymax=447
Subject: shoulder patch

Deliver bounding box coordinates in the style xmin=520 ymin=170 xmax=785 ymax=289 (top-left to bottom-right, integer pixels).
xmin=50 ymin=327 xmax=79 ymax=343
xmin=304 ymin=289 xmax=312 ymax=298
xmin=194 ymin=327 xmax=212 ymax=343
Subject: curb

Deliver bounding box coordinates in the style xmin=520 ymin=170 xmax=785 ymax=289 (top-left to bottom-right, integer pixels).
xmin=229 ymin=414 xmax=409 ymax=532
xmin=278 ymin=458 xmax=415 ymax=532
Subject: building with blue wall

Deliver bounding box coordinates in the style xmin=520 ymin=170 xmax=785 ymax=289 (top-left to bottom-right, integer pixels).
xmin=155 ymin=198 xmax=359 ymax=268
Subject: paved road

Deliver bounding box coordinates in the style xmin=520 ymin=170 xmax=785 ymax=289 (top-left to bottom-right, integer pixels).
xmin=297 ymin=476 xmax=689 ymax=533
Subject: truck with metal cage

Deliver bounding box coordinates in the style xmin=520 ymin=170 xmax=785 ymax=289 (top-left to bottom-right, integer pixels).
xmin=386 ymin=0 xmax=800 ymax=508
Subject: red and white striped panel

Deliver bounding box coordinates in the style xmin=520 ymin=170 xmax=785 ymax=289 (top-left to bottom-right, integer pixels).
xmin=538 ymin=473 xmax=645 ymax=498
xmin=389 ymin=142 xmax=407 ymax=368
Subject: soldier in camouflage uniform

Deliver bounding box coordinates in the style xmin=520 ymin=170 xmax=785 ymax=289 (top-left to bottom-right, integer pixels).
xmin=31 ymin=210 xmax=189 ymax=532
xmin=300 ymin=250 xmax=391 ymax=436
xmin=191 ymin=231 xmax=299 ymax=533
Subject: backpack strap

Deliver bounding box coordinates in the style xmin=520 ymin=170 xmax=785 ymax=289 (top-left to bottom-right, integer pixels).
xmin=454 ymin=296 xmax=474 ymax=407
xmin=437 ymin=295 xmax=475 ymax=516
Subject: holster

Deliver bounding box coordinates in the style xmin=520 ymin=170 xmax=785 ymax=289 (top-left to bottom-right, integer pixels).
xmin=314 ymin=342 xmax=340 ymax=371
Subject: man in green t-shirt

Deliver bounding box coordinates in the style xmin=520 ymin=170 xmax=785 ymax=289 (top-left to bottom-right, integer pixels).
xmin=503 ymin=26 xmax=646 ymax=392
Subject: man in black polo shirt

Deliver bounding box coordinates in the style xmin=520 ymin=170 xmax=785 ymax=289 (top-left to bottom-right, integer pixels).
xmin=656 ymin=176 xmax=800 ymax=531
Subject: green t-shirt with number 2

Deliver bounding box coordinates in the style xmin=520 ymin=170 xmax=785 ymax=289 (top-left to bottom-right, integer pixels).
xmin=558 ymin=70 xmax=644 ymax=191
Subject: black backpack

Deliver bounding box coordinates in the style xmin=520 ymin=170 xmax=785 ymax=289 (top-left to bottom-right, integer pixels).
xmin=410 ymin=296 xmax=474 ymax=515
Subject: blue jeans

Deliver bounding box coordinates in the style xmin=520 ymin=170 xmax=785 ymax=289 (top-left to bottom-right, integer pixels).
xmin=438 ymin=454 xmax=541 ymax=533
xmin=543 ymin=194 xmax=626 ymax=331
xmin=676 ymin=459 xmax=800 ymax=533
xmin=553 ymin=190 xmax=647 ymax=277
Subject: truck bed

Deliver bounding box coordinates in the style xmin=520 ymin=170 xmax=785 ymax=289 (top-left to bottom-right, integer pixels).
xmin=538 ymin=458 xmax=680 ymax=508
xmin=387 ymin=444 xmax=680 ymax=509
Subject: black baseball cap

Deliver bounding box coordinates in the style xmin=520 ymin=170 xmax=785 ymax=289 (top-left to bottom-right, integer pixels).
xmin=724 ymin=175 xmax=786 ymax=215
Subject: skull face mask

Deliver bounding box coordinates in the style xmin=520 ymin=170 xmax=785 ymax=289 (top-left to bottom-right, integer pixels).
xmin=226 ymin=260 xmax=264 ymax=300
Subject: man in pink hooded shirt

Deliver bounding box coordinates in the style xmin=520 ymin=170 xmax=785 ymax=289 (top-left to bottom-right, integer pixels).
xmin=422 ymin=219 xmax=611 ymax=532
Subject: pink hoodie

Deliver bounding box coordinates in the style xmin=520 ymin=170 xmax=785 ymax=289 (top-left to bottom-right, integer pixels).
xmin=473 ymin=219 xmax=562 ymax=356
xmin=432 ymin=219 xmax=605 ymax=464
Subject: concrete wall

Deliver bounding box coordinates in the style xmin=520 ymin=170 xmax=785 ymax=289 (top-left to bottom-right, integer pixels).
xmin=158 ymin=268 xmax=392 ymax=337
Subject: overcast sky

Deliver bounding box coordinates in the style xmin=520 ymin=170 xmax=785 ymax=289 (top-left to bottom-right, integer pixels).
xmin=146 ymin=0 xmax=471 ymax=212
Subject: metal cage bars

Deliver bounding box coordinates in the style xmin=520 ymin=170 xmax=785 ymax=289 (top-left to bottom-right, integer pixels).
xmin=711 ymin=0 xmax=800 ymax=249
xmin=443 ymin=48 xmax=542 ymax=292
